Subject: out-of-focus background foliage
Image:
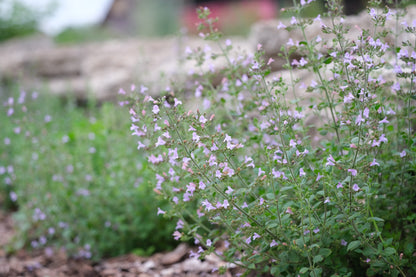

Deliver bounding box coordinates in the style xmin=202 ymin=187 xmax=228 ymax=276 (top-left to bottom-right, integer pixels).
xmin=0 ymin=0 xmax=374 ymax=44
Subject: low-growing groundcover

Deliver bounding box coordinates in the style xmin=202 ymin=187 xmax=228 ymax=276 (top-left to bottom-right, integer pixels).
xmin=0 ymin=86 xmax=177 ymax=259
xmin=127 ymin=1 xmax=415 ymax=276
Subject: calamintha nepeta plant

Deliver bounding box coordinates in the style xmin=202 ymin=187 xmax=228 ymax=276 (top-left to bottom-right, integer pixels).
xmin=126 ymin=1 xmax=415 ymax=276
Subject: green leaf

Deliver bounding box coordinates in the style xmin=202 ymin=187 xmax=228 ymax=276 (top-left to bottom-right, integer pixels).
xmin=347 ymin=240 xmax=361 ymax=252
xmin=368 ymin=217 xmax=384 ymax=222
xmin=324 ymin=57 xmax=333 ymax=64
xmin=383 ymin=247 xmax=396 ymax=256
xmin=319 ymin=248 xmax=332 ymax=257
xmin=300 ymin=267 xmax=309 ymax=274
xmin=319 ymin=129 xmax=328 ymax=136
xmin=265 ymin=193 xmax=275 ymax=200
xmin=266 ymin=222 xmax=278 ymax=228
xmin=280 ymin=186 xmax=293 ymax=192
xmin=313 ymin=255 xmax=323 ymax=263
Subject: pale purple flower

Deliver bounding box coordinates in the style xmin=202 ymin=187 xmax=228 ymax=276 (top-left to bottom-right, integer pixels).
xmin=210 ymin=143 xmax=218 ymax=151
xmin=355 ymin=113 xmax=365 ymax=125
xmin=277 ymin=21 xmax=286 ymax=29
xmin=173 ymin=231 xmax=182 ymax=240
xmin=199 ymin=181 xmax=206 ymax=190
xmin=348 ymin=169 xmax=357 ymax=176
xmin=370 ymin=159 xmax=379 ymax=166
xmin=215 ymin=170 xmax=222 ymax=178
xmin=394 ymin=64 xmax=403 ymax=74
xmin=386 ymin=108 xmax=396 ymax=115
xmin=316 ymin=173 xmax=323 ymax=181
xmin=324 ymin=197 xmax=330 ymax=204
xmin=391 ymin=82 xmax=400 ymax=92
xmin=272 ymin=168 xmax=287 ymax=179
xmin=44 ymin=115 xmax=52 ymax=122
xmin=157 ymin=207 xmax=166 ymax=215
xmin=176 ymin=219 xmax=184 ymax=230
xmin=173 ymin=197 xmax=179 ymax=204
xmin=379 ymin=117 xmax=389 ymax=124
xmin=299 ymin=168 xmax=306 ymax=177
xmin=326 ymin=155 xmax=336 ymax=166
xmin=185 ymin=46 xmax=192 ymax=55
xmin=372 ymin=140 xmax=381 ymax=147
xmin=155 ymin=136 xmax=166 ymax=147
xmin=341 ymin=239 xmax=347 ymax=246
xmin=186 ymin=182 xmax=196 ymax=194
xmin=291 ymin=16 xmax=297 ymax=25
xmin=363 ymin=107 xmax=370 ymax=118
xmin=174 ymin=98 xmax=182 ymax=107
xmin=252 ymin=233 xmax=261 ymax=240
xmin=140 ymin=85 xmax=148 ymax=93
xmin=379 ymin=134 xmax=388 ymax=143
xmin=192 ymin=132 xmax=200 ymax=142
xmin=246 ymin=237 xmax=252 ymax=244
xmin=400 ymin=150 xmax=406 ymax=157
xmin=152 ymin=105 xmax=160 ymax=114
xmin=206 ymin=239 xmax=212 ymax=247
xmin=202 ymin=199 xmax=215 ymax=211
xmin=286 ymin=207 xmax=293 ymax=214
xmin=199 ymin=115 xmax=207 ymax=124
xmin=352 ymin=184 xmax=360 ymax=191
xmin=270 ymin=240 xmax=279 ymax=247
xmin=222 ymin=199 xmax=230 ymax=209
xmin=7 ymin=108 xmax=14 ymax=117
xmin=299 ymin=57 xmax=308 ymax=66
xmin=9 ymin=191 xmax=17 ymax=202
xmin=244 ymin=156 xmax=255 ymax=168
xmin=313 ymin=228 xmax=320 ymax=233
xmin=225 ymin=186 xmax=234 ymax=195
xmin=344 ymin=93 xmax=354 ymax=104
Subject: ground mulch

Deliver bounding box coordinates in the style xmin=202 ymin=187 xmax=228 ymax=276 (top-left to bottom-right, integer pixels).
xmin=0 ymin=210 xmax=246 ymax=277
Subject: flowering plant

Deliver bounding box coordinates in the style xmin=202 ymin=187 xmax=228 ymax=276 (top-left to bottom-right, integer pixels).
xmin=127 ymin=1 xmax=415 ymax=275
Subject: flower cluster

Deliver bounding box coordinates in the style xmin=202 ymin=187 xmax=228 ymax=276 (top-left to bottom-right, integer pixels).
xmin=127 ymin=1 xmax=415 ymax=276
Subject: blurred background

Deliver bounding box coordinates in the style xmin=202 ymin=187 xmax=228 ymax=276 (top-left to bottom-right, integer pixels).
xmin=0 ymin=0 xmax=377 ymax=44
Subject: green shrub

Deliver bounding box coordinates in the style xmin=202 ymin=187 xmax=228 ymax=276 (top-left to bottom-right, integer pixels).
xmin=127 ymin=1 xmax=415 ymax=276
xmin=0 ymin=0 xmax=50 ymax=42
xmin=0 ymin=87 xmax=177 ymax=260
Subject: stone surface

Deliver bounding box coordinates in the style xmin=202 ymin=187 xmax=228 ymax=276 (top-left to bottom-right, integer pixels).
xmin=0 ymin=36 xmax=251 ymax=101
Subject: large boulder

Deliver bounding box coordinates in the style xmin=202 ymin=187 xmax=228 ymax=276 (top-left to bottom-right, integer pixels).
xmin=0 ymin=36 xmax=251 ymax=101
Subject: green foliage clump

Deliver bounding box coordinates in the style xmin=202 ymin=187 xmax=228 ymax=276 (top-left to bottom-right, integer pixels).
xmin=0 ymin=0 xmax=49 ymax=42
xmin=127 ymin=1 xmax=416 ymax=276
xmin=0 ymin=87 xmax=177 ymax=260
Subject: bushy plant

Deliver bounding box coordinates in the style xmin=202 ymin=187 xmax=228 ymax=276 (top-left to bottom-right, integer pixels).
xmin=0 ymin=87 xmax=177 ymax=260
xmin=127 ymin=1 xmax=415 ymax=276
xmin=0 ymin=0 xmax=51 ymax=42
